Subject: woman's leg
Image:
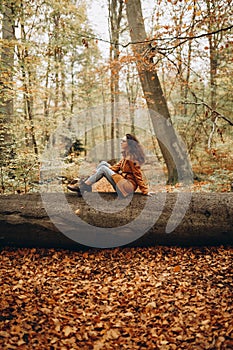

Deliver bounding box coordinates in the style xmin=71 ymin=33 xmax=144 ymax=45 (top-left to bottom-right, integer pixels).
xmin=96 ymin=161 xmax=110 ymax=169
xmin=86 ymin=163 xmax=116 ymax=190
xmin=68 ymin=161 xmax=118 ymax=194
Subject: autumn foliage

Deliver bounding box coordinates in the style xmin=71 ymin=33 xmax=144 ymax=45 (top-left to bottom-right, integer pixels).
xmin=0 ymin=246 xmax=232 ymax=349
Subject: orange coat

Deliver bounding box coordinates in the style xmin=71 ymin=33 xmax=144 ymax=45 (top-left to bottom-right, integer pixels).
xmin=110 ymin=158 xmax=148 ymax=197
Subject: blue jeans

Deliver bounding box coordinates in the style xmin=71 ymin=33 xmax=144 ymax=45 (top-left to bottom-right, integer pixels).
xmin=87 ymin=161 xmax=117 ymax=190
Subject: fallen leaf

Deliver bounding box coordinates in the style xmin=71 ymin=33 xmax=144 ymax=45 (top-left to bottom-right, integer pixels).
xmin=173 ymin=265 xmax=181 ymax=272
xmin=63 ymin=325 xmax=73 ymax=337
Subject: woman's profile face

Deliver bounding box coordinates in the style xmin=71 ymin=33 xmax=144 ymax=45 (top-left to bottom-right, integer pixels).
xmin=120 ymin=136 xmax=128 ymax=151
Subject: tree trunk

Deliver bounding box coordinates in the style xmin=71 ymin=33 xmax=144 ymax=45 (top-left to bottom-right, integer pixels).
xmin=0 ymin=4 xmax=14 ymax=116
xmin=108 ymin=0 xmax=124 ymax=159
xmin=43 ymin=48 xmax=51 ymax=143
xmin=19 ymin=24 xmax=38 ymax=155
xmin=90 ymin=108 xmax=97 ymax=161
xmin=53 ymin=13 xmax=61 ymax=112
xmin=61 ymin=67 xmax=66 ymax=121
xmin=125 ymin=61 xmax=139 ymax=134
xmin=0 ymin=4 xmax=15 ymax=165
xmin=0 ymin=193 xmax=232 ymax=249
xmin=125 ymin=0 xmax=193 ymax=184
xmin=206 ymin=0 xmax=218 ymax=112
xmin=206 ymin=0 xmax=220 ymax=149
xmin=101 ymin=79 xmax=108 ymax=159
xmin=70 ymin=55 xmax=75 ymax=114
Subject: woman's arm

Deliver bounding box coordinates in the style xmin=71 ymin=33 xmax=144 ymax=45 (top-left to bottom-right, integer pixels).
xmin=110 ymin=159 xmax=123 ymax=173
xmin=130 ymin=161 xmax=149 ymax=195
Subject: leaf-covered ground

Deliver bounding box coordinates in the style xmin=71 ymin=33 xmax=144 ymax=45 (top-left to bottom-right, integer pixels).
xmin=0 ymin=246 xmax=232 ymax=349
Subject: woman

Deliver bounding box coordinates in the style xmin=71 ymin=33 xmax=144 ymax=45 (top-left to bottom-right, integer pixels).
xmin=67 ymin=134 xmax=151 ymax=197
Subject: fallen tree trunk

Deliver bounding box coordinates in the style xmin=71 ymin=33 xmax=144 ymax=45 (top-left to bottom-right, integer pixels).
xmin=0 ymin=193 xmax=232 ymax=249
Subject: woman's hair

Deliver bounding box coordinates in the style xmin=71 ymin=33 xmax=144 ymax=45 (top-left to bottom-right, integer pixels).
xmin=123 ymin=133 xmax=146 ymax=165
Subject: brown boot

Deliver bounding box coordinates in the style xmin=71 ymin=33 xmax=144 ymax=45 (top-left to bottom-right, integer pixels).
xmin=79 ymin=179 xmax=92 ymax=193
xmin=67 ymin=183 xmax=81 ymax=192
xmin=67 ymin=180 xmax=92 ymax=194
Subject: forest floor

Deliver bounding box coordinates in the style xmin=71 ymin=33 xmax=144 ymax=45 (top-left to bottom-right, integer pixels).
xmin=0 ymin=246 xmax=232 ymax=349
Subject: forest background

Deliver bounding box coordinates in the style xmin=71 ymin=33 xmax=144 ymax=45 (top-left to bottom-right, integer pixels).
xmin=0 ymin=0 xmax=233 ymax=195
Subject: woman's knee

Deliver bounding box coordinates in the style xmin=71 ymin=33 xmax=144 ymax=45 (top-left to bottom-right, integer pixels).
xmin=98 ymin=161 xmax=109 ymax=167
xmin=96 ymin=164 xmax=109 ymax=176
xmin=101 ymin=165 xmax=110 ymax=175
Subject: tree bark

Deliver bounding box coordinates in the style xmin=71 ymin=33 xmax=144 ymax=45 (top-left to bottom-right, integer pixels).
xmin=18 ymin=16 xmax=38 ymax=155
xmin=0 ymin=193 xmax=232 ymax=249
xmin=125 ymin=0 xmax=193 ymax=184
xmin=0 ymin=4 xmax=15 ymax=165
xmin=109 ymin=0 xmax=124 ymax=159
xmin=0 ymin=4 xmax=14 ymax=116
xmin=205 ymin=0 xmax=220 ymax=149
xmin=126 ymin=61 xmax=139 ymax=134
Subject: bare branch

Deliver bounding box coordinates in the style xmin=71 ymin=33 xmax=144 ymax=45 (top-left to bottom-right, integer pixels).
xmin=122 ymin=24 xmax=233 ymax=48
xmin=181 ymin=101 xmax=233 ymax=126
xmin=77 ymin=24 xmax=233 ymax=51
